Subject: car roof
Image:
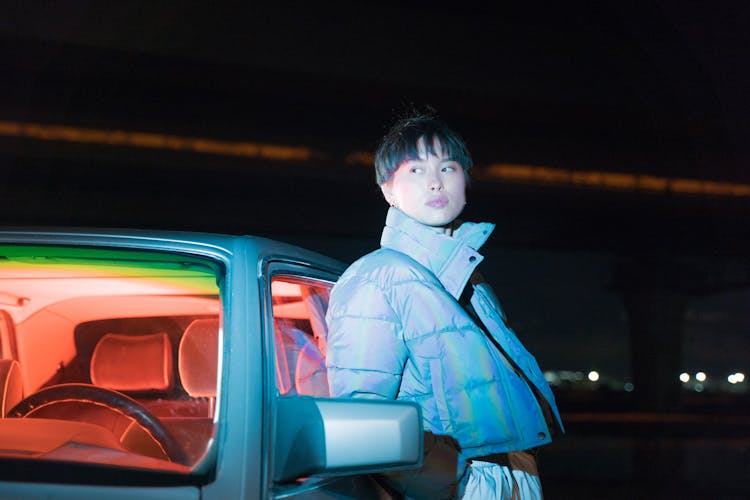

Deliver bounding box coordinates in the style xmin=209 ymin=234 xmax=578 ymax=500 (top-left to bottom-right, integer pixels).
xmin=0 ymin=228 xmax=346 ymax=275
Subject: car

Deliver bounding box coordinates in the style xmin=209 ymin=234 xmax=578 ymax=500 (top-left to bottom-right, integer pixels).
xmin=0 ymin=229 xmax=423 ymax=499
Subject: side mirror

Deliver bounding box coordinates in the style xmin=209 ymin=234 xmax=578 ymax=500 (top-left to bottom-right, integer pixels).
xmin=273 ymin=397 xmax=423 ymax=483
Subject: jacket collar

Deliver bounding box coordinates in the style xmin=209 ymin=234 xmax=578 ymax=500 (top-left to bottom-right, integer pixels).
xmin=380 ymin=207 xmax=495 ymax=299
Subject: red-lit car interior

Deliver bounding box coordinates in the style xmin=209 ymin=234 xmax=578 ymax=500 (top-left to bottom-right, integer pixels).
xmin=0 ymin=245 xmax=336 ymax=476
xmin=271 ymin=278 xmax=330 ymax=399
xmin=0 ymin=246 xmax=221 ymax=472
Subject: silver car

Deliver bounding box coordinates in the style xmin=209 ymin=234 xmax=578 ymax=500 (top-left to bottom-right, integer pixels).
xmin=0 ymin=230 xmax=422 ymax=499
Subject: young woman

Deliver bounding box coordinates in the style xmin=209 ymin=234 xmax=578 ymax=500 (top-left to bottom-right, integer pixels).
xmin=325 ymin=112 xmax=563 ymax=499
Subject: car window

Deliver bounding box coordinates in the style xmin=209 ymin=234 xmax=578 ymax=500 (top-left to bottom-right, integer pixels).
xmin=270 ymin=276 xmax=331 ymax=397
xmin=0 ymin=244 xmax=222 ymax=474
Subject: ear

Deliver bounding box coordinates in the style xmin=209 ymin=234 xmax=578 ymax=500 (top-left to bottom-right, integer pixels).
xmin=380 ymin=182 xmax=395 ymax=206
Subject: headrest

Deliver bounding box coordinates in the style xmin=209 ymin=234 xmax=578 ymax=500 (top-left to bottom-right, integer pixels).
xmin=178 ymin=319 xmax=219 ymax=398
xmin=0 ymin=359 xmax=23 ymax=416
xmin=90 ymin=333 xmax=173 ymax=392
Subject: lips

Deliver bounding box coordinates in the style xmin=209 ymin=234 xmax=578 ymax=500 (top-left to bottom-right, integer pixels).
xmin=426 ymin=196 xmax=449 ymax=208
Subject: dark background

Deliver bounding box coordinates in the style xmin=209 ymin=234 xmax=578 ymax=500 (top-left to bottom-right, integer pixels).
xmin=1 ymin=2 xmax=749 ymax=498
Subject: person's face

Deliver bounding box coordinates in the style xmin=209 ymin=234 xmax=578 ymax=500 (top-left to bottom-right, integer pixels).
xmin=380 ymin=137 xmax=467 ymax=229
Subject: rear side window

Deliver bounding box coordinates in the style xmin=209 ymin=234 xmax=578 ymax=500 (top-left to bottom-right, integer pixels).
xmin=0 ymin=245 xmax=222 ymax=474
xmin=270 ymin=276 xmax=332 ymax=397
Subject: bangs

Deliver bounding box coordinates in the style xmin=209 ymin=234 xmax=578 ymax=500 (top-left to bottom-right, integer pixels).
xmin=399 ymin=131 xmax=471 ymax=168
xmin=375 ymin=115 xmax=473 ymax=184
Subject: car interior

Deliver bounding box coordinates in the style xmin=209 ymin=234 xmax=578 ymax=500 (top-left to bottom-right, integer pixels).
xmin=0 ymin=244 xmax=335 ymax=476
xmin=0 ymin=245 xmax=222 ymax=472
xmin=0 ymin=245 xmax=332 ymax=480
xmin=270 ymin=277 xmax=331 ymax=399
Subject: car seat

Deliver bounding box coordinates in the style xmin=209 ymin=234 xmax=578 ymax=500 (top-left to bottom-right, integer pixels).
xmin=178 ymin=319 xmax=219 ymax=403
xmin=90 ymin=332 xmax=173 ymax=392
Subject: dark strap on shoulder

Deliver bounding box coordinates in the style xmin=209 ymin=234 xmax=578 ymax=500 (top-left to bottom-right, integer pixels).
xmin=458 ymin=283 xmax=561 ymax=436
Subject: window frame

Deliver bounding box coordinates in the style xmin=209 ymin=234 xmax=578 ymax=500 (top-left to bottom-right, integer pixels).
xmin=259 ymin=259 xmax=340 ymax=494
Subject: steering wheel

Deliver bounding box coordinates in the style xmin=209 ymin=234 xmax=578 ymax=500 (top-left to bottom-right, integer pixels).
xmin=7 ymin=383 xmax=187 ymax=464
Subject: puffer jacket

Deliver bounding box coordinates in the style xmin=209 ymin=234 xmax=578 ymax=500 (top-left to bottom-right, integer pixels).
xmin=325 ymin=208 xmax=563 ymax=461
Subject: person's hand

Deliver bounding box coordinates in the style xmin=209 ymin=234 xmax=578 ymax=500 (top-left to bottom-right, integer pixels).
xmin=378 ymin=431 xmax=464 ymax=499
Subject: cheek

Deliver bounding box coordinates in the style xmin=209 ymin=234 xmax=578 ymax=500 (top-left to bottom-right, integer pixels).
xmin=392 ymin=180 xmax=418 ymax=201
xmin=450 ymin=179 xmax=467 ymax=200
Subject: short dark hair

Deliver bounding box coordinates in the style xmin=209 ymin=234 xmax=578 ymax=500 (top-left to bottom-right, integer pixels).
xmin=374 ymin=111 xmax=473 ymax=185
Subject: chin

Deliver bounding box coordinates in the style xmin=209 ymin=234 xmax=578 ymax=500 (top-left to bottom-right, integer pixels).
xmin=421 ymin=216 xmax=456 ymax=228
xmin=429 ymin=212 xmax=462 ymax=227
xmin=406 ymin=208 xmax=461 ymax=228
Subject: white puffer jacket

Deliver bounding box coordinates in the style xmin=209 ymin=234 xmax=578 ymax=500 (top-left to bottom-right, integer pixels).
xmin=326 ymin=208 xmax=563 ymax=460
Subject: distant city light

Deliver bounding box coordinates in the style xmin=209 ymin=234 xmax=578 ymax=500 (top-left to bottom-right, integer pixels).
xmin=540 ymin=369 xmax=746 ymax=393
xmin=558 ymin=370 xmax=585 ymax=382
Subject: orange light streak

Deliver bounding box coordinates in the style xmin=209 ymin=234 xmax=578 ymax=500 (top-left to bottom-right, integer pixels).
xmin=0 ymin=120 xmax=315 ymax=162
xmin=1 ymin=120 xmax=748 ymax=197
xmin=482 ymin=163 xmax=750 ymax=197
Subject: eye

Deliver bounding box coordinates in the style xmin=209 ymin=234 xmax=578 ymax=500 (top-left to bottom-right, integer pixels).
xmin=410 ymin=167 xmax=423 ymax=174
xmin=441 ymin=166 xmax=456 ymax=173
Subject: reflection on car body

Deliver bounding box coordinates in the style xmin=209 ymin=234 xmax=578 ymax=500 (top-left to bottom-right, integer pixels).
xmin=0 ymin=230 xmax=422 ymax=499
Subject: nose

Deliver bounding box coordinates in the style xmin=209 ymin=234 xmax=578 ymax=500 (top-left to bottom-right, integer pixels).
xmin=429 ymin=173 xmax=443 ymax=191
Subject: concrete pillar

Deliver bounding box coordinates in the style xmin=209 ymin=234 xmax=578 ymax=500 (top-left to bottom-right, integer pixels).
xmin=622 ymin=289 xmax=688 ymax=410
xmin=615 ymin=258 xmax=695 ymax=411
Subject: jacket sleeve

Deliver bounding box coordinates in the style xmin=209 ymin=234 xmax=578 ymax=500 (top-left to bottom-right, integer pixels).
xmin=325 ymin=275 xmax=406 ymax=399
